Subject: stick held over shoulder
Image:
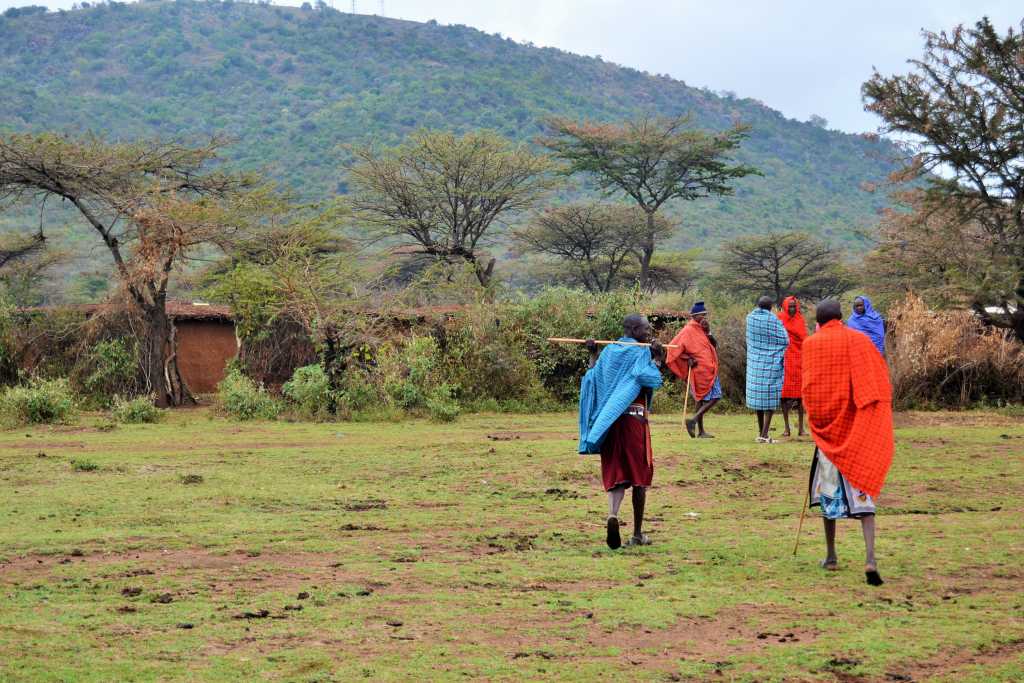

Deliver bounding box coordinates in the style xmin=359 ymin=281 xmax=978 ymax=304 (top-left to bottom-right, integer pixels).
xmin=547 ymin=337 xmax=678 ymax=349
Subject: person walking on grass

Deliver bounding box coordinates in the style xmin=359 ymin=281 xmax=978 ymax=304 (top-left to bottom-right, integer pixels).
xmin=578 ymin=314 xmax=666 ymax=549
xmin=666 ymin=301 xmax=721 ymax=438
xmin=803 ymin=300 xmax=894 ymax=586
xmin=745 ymin=296 xmax=789 ymax=443
xmin=777 ymin=295 xmax=808 ymax=437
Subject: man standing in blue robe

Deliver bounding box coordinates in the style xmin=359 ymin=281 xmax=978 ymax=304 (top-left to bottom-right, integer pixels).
xmin=578 ymin=314 xmax=666 ymax=549
xmin=745 ymin=295 xmax=790 ymax=443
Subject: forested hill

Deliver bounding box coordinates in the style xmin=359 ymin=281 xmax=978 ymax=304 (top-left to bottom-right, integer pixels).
xmin=0 ymin=0 xmax=898 ymax=249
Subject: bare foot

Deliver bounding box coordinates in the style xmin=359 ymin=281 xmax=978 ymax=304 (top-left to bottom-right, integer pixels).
xmin=820 ymin=558 xmax=839 ymax=571
xmin=782 ymin=430 xmax=792 ymax=438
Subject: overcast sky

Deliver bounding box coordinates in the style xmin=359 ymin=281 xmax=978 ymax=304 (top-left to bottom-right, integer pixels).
xmin=3 ymin=0 xmax=1021 ymax=133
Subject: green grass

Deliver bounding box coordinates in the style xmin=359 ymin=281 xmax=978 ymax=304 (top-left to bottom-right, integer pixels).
xmin=0 ymin=410 xmax=1022 ymax=681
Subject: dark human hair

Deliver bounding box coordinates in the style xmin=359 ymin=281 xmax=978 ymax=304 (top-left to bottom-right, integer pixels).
xmin=816 ymin=299 xmax=842 ymax=325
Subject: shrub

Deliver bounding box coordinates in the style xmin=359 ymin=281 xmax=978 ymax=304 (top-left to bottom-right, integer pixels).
xmin=337 ymin=365 xmax=386 ymax=415
xmin=282 ymin=363 xmax=337 ymax=420
xmin=426 ymin=382 xmax=459 ymax=422
xmin=79 ymin=338 xmax=140 ymax=408
xmin=379 ymin=336 xmax=443 ymax=409
xmin=0 ymin=294 xmax=18 ymax=386
xmin=71 ymin=459 xmax=99 ymax=472
xmin=216 ymin=367 xmax=281 ymax=420
xmin=111 ymin=395 xmax=162 ymax=424
xmin=0 ymin=377 xmax=76 ymax=426
xmin=9 ymin=307 xmax=85 ymax=382
xmin=499 ymin=287 xmax=648 ymax=403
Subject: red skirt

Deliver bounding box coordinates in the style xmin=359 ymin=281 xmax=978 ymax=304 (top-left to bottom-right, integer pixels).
xmin=600 ymin=403 xmax=654 ymax=491
xmin=781 ymin=346 xmax=802 ymax=399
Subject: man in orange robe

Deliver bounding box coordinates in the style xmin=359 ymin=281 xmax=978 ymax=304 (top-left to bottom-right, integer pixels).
xmin=778 ymin=295 xmax=808 ymax=437
xmin=802 ymin=300 xmax=894 ymax=586
xmin=666 ymin=302 xmax=720 ymax=438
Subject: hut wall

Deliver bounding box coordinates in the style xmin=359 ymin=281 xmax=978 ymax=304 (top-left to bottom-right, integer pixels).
xmin=175 ymin=320 xmax=238 ymax=394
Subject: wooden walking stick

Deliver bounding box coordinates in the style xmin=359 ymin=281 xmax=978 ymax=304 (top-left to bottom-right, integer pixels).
xmin=681 ymin=365 xmax=692 ymax=434
xmin=792 ymin=485 xmax=810 ymax=556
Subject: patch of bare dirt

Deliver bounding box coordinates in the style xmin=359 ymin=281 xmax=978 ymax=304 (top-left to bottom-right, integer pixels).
xmin=5 ymin=441 xmax=87 ymax=450
xmin=486 ymin=432 xmax=575 ymax=441
xmin=894 ymin=411 xmax=1023 ymax=429
xmin=4 ymin=440 xmax=344 ymax=455
xmin=887 ymin=637 xmax=1024 ymax=681
xmin=596 ymin=604 xmax=818 ymax=668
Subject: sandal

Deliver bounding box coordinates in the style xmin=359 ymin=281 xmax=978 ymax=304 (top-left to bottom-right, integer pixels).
xmin=625 ymin=534 xmax=651 ymax=547
xmin=865 ymin=565 xmax=884 ymax=586
xmin=820 ymin=559 xmax=839 ymax=571
xmin=606 ymin=517 xmax=621 ymax=550
xmin=684 ymin=418 xmax=697 ymax=438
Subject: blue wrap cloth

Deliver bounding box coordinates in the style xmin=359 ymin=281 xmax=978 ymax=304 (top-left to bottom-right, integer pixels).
xmin=847 ymin=295 xmax=886 ymax=355
xmin=745 ymin=308 xmax=789 ymax=410
xmin=578 ymin=338 xmax=663 ymax=454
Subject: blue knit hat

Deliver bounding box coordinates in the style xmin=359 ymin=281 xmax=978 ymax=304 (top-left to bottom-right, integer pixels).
xmin=690 ymin=301 xmax=706 ymax=315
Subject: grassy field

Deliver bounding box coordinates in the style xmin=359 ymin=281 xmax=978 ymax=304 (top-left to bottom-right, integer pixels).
xmin=0 ymin=409 xmax=1022 ymax=682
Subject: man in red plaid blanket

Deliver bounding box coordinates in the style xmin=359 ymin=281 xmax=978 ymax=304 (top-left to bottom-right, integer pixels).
xmin=802 ymin=300 xmax=894 ymax=586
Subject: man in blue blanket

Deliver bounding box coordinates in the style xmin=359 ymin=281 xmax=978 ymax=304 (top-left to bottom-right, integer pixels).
xmin=579 ymin=314 xmax=666 ymax=549
xmin=745 ymin=296 xmax=790 ymax=443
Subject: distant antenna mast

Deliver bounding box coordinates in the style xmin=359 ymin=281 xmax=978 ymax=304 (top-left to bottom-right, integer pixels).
xmin=379 ymin=0 xmax=384 ymax=16
xmin=350 ymin=1 xmax=356 ymax=13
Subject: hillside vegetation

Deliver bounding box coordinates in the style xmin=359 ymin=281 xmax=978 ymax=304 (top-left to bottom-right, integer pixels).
xmin=0 ymin=1 xmax=898 ymax=284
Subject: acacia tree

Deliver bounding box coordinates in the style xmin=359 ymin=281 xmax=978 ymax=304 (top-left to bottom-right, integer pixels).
xmin=541 ymin=115 xmax=759 ymax=289
xmin=512 ymin=203 xmax=672 ymax=293
xmin=866 ymin=188 xmax=1016 ymax=310
xmin=713 ymin=231 xmax=855 ymax=303
xmin=862 ymin=17 xmax=1024 ymax=340
xmin=348 ymin=130 xmax=556 ymax=287
xmin=0 ymin=133 xmax=258 ymax=406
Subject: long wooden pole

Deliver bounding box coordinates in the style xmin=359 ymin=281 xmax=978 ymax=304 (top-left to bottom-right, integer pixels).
xmin=547 ymin=337 xmax=679 ymax=349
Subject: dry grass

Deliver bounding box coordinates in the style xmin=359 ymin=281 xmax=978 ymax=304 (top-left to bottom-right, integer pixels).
xmin=887 ymin=294 xmax=1024 ymax=408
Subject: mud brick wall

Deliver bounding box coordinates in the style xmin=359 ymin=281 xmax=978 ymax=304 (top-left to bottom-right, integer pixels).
xmin=175 ymin=320 xmax=239 ymax=394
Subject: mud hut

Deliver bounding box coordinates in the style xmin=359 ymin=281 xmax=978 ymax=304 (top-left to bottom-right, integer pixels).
xmin=164 ymin=301 xmax=238 ymax=394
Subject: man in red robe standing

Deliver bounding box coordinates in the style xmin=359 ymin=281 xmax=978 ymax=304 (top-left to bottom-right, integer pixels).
xmin=666 ymin=302 xmax=721 ymax=438
xmin=778 ymin=295 xmax=808 ymax=437
xmin=802 ymin=300 xmax=895 ymax=586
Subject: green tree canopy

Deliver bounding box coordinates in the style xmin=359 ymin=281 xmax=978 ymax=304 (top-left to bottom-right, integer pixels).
xmin=863 ymin=17 xmax=1024 ymax=339
xmin=512 ymin=203 xmax=672 ymax=293
xmin=712 ymin=231 xmax=855 ymax=304
xmin=541 ymin=114 xmax=760 ymax=289
xmin=348 ymin=129 xmax=557 ymax=287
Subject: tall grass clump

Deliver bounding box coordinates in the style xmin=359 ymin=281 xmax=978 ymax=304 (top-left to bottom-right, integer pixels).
xmin=0 ymin=377 xmax=77 ymax=426
xmin=887 ymin=294 xmax=1024 ymax=409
